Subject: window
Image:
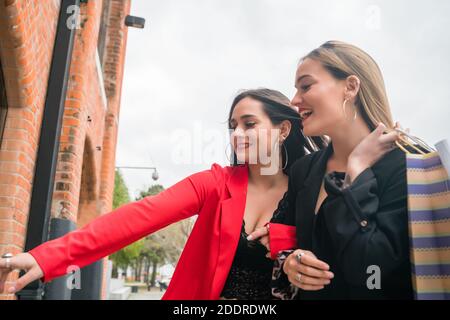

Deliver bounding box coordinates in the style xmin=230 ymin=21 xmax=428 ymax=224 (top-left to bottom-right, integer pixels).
xmin=97 ymin=0 xmax=111 ymax=68
xmin=0 ymin=58 xmax=7 ymax=144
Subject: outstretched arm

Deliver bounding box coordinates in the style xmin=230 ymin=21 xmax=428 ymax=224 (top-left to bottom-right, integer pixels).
xmin=0 ymin=165 xmax=221 ymax=294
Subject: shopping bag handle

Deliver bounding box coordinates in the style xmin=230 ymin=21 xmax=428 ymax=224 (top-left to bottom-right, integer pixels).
xmin=394 ymin=127 xmax=435 ymax=155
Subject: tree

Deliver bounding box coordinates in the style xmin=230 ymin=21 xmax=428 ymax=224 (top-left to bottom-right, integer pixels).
xmin=109 ymin=170 xmax=134 ymax=278
xmin=109 ymin=180 xmax=197 ymax=283
xmin=113 ymin=169 xmax=130 ymax=209
xmin=135 ymin=184 xmax=195 ymax=286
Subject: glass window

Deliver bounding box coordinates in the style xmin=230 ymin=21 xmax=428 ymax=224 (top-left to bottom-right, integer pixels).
xmin=0 ymin=59 xmax=8 ymax=144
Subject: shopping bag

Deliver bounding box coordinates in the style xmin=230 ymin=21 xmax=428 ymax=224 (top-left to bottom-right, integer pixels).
xmin=397 ymin=131 xmax=450 ymax=300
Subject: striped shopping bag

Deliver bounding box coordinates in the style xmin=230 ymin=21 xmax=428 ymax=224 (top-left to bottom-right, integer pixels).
xmin=397 ymin=132 xmax=450 ymax=300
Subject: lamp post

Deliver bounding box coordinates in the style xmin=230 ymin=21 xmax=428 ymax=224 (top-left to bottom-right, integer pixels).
xmin=115 ymin=166 xmax=159 ymax=181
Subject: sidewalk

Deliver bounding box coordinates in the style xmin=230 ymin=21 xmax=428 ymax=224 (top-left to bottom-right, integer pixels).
xmin=127 ymin=287 xmax=165 ymax=300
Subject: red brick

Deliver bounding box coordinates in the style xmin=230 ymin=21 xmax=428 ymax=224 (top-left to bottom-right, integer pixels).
xmin=0 ymin=0 xmax=131 ymax=300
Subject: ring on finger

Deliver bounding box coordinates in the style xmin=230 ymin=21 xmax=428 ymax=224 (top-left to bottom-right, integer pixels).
xmin=2 ymin=253 xmax=13 ymax=270
xmin=295 ymin=251 xmax=304 ymax=263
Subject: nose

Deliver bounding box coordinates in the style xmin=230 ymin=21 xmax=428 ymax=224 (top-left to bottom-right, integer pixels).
xmin=230 ymin=127 xmax=245 ymax=142
xmin=290 ymin=90 xmax=303 ymax=109
xmin=232 ymin=127 xmax=244 ymax=136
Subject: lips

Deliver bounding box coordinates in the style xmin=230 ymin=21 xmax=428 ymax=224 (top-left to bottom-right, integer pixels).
xmin=299 ymin=109 xmax=313 ymax=121
xmin=236 ymin=143 xmax=250 ymax=150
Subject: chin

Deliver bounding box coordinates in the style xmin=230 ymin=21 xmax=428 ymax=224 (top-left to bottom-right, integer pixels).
xmin=303 ymin=124 xmax=325 ymax=137
xmin=234 ymin=153 xmax=247 ymax=165
xmin=302 ymin=127 xmax=316 ymax=137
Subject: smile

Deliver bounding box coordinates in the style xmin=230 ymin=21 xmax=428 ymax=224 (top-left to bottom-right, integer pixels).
xmin=299 ymin=109 xmax=313 ymax=121
xmin=236 ymin=143 xmax=250 ymax=149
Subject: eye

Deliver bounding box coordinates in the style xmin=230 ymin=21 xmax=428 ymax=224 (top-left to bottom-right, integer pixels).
xmin=245 ymin=122 xmax=256 ymax=128
xmin=301 ymin=84 xmax=311 ymax=92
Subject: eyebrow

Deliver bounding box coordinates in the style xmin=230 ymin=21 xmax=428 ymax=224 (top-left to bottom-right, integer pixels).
xmin=295 ymin=74 xmax=312 ymax=86
xmin=229 ymin=114 xmax=256 ymax=123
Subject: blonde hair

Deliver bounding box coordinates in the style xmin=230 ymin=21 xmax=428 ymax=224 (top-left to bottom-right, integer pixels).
xmin=302 ymin=41 xmax=394 ymax=130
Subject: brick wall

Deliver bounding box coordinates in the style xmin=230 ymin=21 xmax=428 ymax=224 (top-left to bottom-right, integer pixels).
xmin=0 ymin=0 xmax=61 ymax=301
xmin=0 ymin=0 xmax=131 ymax=300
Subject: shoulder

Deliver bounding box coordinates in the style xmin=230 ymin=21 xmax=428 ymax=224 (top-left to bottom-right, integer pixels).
xmin=289 ymin=149 xmax=325 ymax=177
xmin=211 ymin=163 xmax=247 ymax=180
xmin=189 ymin=163 xmax=246 ymax=185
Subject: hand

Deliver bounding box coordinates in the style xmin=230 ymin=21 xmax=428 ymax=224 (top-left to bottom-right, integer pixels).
xmin=347 ymin=123 xmax=399 ymax=183
xmin=0 ymin=253 xmax=43 ymax=294
xmin=247 ymin=225 xmax=270 ymax=256
xmin=283 ymin=249 xmax=334 ymax=291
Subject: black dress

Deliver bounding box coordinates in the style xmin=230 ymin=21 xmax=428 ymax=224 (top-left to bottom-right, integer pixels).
xmin=220 ymin=220 xmax=275 ymax=300
xmin=273 ymin=144 xmax=414 ymax=300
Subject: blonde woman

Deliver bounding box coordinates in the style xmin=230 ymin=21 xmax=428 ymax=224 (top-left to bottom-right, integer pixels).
xmin=253 ymin=41 xmax=412 ymax=300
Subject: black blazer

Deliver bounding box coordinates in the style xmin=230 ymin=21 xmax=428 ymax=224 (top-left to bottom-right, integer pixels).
xmin=274 ymin=143 xmax=414 ymax=300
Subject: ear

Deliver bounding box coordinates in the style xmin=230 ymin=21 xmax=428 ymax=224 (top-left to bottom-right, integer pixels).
xmin=344 ymin=75 xmax=360 ymax=101
xmin=279 ymin=120 xmax=292 ymax=141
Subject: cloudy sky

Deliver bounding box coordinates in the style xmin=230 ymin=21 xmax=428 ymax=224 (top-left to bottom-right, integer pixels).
xmin=115 ymin=0 xmax=450 ymax=198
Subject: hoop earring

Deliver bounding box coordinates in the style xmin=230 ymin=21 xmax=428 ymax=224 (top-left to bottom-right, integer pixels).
xmin=343 ymin=98 xmax=358 ymax=121
xmin=342 ymin=99 xmax=348 ymax=115
xmin=282 ymin=143 xmax=288 ymax=170
xmin=225 ymin=143 xmax=233 ymax=164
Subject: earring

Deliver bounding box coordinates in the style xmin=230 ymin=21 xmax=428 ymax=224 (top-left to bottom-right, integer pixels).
xmin=342 ymin=98 xmax=348 ymax=115
xmin=282 ymin=143 xmax=288 ymax=170
xmin=343 ymin=98 xmax=358 ymax=121
xmin=225 ymin=143 xmax=233 ymax=164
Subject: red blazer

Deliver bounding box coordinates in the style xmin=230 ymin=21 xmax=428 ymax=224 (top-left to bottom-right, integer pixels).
xmin=29 ymin=163 xmax=296 ymax=300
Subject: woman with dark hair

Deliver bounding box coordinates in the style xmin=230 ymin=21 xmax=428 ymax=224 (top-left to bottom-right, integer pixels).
xmin=0 ymin=88 xmax=324 ymax=300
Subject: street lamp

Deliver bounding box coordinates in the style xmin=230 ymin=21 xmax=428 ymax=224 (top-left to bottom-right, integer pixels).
xmin=125 ymin=15 xmax=146 ymax=29
xmin=115 ymin=166 xmax=159 ymax=181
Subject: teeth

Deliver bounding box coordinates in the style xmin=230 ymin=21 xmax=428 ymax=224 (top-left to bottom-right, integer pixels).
xmin=300 ymin=110 xmax=313 ymax=119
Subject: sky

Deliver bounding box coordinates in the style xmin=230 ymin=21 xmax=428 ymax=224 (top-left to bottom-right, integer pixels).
xmin=115 ymin=0 xmax=450 ymax=198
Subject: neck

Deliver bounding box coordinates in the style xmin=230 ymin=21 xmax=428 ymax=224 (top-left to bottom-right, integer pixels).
xmin=328 ymin=117 xmax=371 ymax=166
xmin=247 ymin=159 xmax=287 ymax=189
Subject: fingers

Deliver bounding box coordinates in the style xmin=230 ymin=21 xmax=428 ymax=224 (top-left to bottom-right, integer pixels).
xmin=298 ymin=252 xmax=330 ymax=271
xmin=296 ymin=273 xmax=331 ymax=286
xmin=259 ymin=236 xmax=270 ymax=251
xmin=298 ymin=263 xmax=334 ymax=280
xmin=0 ymin=254 xmax=30 ymax=272
xmin=373 ymin=123 xmax=387 ymax=136
xmin=0 ymin=253 xmax=43 ymax=294
xmin=0 ymin=256 xmax=16 ymax=293
xmin=8 ymin=268 xmax=40 ymax=294
xmin=379 ymin=129 xmax=399 ymax=142
xmin=288 ymin=273 xmax=329 ymax=291
xmin=247 ymin=226 xmax=268 ymax=241
xmin=0 ymin=257 xmax=12 ymax=269
xmin=0 ymin=269 xmax=10 ymax=293
xmin=283 ymin=250 xmax=333 ymax=291
xmin=287 ymin=273 xmax=325 ymax=291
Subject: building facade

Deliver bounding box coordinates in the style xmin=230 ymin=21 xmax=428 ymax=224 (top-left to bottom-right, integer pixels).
xmin=0 ymin=0 xmax=131 ymax=300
